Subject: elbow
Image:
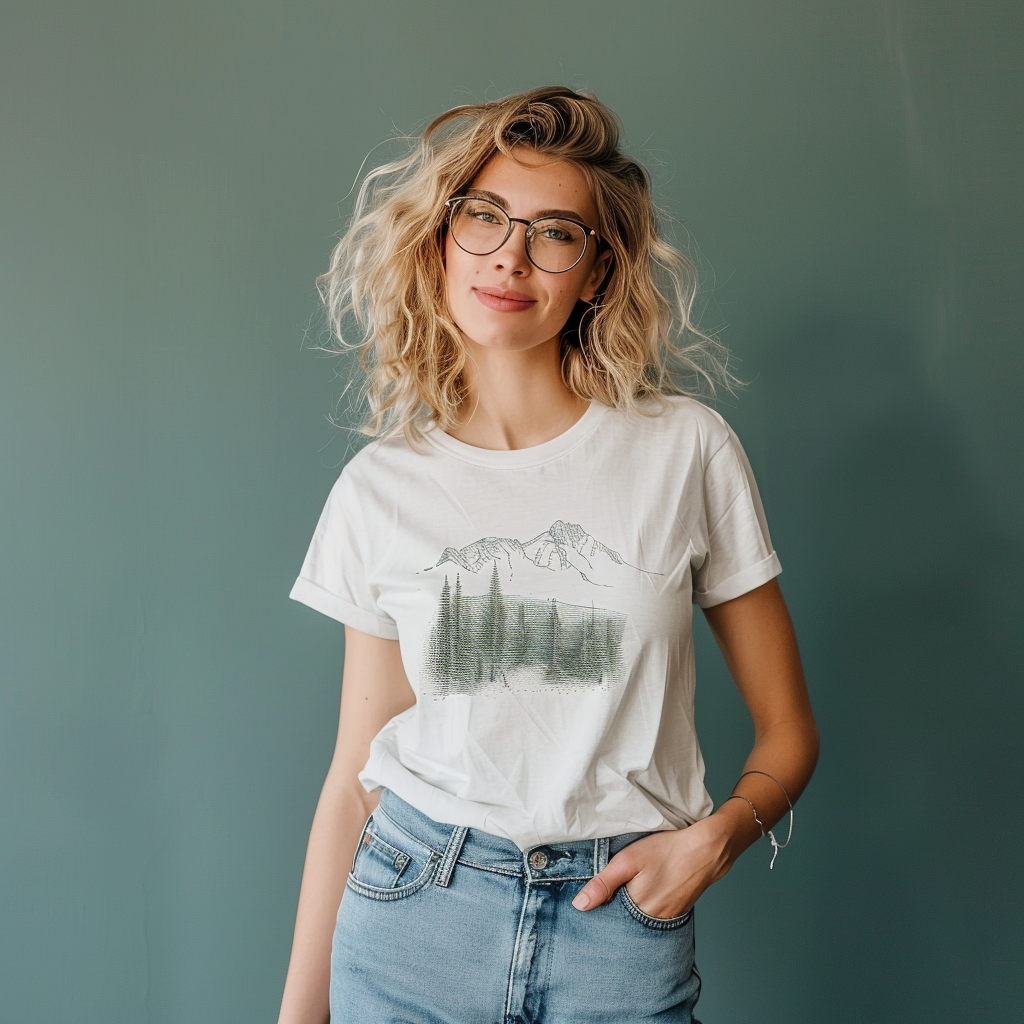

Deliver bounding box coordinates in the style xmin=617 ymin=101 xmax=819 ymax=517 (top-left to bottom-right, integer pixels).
xmin=808 ymin=718 xmax=821 ymax=772
xmin=797 ymin=712 xmax=822 ymax=779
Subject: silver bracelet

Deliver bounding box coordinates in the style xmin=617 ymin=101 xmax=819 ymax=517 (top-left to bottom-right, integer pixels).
xmin=725 ymin=769 xmax=794 ymax=870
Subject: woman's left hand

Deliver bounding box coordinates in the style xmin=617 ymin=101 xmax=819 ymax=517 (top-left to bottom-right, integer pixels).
xmin=570 ymin=812 xmax=740 ymax=918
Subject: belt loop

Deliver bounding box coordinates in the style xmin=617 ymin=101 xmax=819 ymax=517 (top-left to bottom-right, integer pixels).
xmin=434 ymin=824 xmax=469 ymax=887
xmin=593 ymin=836 xmax=610 ymax=875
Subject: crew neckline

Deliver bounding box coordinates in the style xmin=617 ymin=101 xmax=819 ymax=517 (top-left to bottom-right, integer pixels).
xmin=423 ymin=399 xmax=609 ymax=468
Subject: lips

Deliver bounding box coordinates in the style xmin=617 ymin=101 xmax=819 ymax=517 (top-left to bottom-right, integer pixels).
xmin=473 ymin=287 xmax=537 ymax=313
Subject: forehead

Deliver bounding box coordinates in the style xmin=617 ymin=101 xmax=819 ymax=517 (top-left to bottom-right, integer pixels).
xmin=468 ymin=149 xmax=597 ymax=222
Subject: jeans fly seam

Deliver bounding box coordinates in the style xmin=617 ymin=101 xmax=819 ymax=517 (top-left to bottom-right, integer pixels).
xmin=505 ymin=880 xmax=531 ymax=1022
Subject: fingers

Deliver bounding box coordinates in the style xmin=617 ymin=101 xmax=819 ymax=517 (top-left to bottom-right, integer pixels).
xmin=571 ymin=855 xmax=635 ymax=911
xmin=571 ymin=876 xmax=606 ymax=910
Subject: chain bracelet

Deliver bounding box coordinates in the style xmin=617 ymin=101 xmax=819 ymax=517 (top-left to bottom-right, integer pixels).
xmin=724 ymin=769 xmax=795 ymax=870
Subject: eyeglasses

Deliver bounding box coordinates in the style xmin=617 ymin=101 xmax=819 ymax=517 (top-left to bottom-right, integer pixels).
xmin=443 ymin=195 xmax=600 ymax=274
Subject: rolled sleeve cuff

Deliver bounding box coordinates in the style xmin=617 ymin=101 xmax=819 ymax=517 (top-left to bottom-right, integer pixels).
xmin=289 ymin=576 xmax=400 ymax=639
xmin=693 ymin=551 xmax=783 ymax=608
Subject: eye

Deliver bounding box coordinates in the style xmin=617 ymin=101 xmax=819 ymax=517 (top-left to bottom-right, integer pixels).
xmin=462 ymin=201 xmax=503 ymax=224
xmin=532 ymin=219 xmax=583 ymax=245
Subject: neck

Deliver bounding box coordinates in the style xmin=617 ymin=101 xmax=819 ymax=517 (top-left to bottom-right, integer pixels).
xmin=447 ymin=336 xmax=589 ymax=451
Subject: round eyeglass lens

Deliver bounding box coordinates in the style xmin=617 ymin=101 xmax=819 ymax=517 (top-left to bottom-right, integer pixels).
xmin=450 ymin=198 xmax=510 ymax=254
xmin=528 ymin=218 xmax=588 ymax=272
xmin=449 ymin=198 xmax=588 ymax=273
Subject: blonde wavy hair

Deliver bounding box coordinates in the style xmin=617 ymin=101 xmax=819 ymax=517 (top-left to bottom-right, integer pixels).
xmin=316 ymin=84 xmax=737 ymax=451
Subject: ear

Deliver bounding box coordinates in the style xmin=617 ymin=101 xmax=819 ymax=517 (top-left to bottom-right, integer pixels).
xmin=579 ymin=247 xmax=614 ymax=303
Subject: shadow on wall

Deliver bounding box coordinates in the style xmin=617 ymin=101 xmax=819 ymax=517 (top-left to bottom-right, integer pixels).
xmin=761 ymin=314 xmax=1023 ymax=1020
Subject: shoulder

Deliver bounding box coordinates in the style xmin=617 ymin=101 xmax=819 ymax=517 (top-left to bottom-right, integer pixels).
xmin=333 ymin=420 xmax=436 ymax=491
xmin=614 ymin=393 xmax=737 ymax=459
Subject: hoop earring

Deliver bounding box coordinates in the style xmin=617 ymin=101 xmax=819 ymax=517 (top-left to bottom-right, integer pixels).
xmin=573 ymin=299 xmax=601 ymax=354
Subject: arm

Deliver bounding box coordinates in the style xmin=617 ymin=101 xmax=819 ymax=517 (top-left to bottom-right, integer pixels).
xmin=570 ymin=578 xmax=820 ymax=917
xmin=701 ymin=576 xmax=820 ymax=863
xmin=276 ymin=627 xmax=416 ymax=1024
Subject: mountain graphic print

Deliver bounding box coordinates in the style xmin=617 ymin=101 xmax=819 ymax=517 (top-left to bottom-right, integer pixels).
xmin=418 ymin=521 xmax=662 ymax=698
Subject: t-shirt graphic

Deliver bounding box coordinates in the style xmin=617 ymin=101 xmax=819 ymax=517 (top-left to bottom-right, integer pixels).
xmin=421 ymin=520 xmax=663 ymax=698
xmin=289 ymin=395 xmax=783 ymax=849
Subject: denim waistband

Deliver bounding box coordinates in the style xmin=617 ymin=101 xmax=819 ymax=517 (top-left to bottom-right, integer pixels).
xmin=374 ymin=787 xmax=659 ymax=884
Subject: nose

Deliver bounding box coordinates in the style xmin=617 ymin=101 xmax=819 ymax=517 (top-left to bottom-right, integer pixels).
xmin=490 ymin=220 xmax=532 ymax=276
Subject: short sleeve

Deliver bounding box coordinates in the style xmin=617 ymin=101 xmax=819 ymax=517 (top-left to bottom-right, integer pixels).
xmin=288 ymin=469 xmax=400 ymax=639
xmin=691 ymin=426 xmax=782 ymax=608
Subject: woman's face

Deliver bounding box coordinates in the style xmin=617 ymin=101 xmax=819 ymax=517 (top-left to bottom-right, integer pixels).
xmin=443 ymin=147 xmax=612 ymax=355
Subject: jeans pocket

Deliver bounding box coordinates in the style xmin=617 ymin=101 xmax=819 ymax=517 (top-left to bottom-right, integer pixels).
xmin=617 ymin=882 xmax=694 ymax=931
xmin=347 ymin=810 xmax=440 ymax=901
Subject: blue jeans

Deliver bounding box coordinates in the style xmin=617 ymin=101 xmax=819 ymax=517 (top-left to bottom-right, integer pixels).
xmin=331 ymin=787 xmax=703 ymax=1023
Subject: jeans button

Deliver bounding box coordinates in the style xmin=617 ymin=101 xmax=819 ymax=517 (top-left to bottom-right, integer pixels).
xmin=528 ymin=850 xmax=549 ymax=870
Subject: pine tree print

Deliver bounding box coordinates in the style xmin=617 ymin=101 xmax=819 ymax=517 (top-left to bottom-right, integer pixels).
xmin=421 ymin=571 xmax=627 ymax=697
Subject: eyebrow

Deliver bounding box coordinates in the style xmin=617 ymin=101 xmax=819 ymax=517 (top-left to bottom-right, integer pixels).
xmin=465 ymin=188 xmax=589 ymax=223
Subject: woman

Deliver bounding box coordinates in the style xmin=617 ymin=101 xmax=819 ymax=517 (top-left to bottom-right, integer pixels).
xmin=278 ymin=85 xmax=819 ymax=1024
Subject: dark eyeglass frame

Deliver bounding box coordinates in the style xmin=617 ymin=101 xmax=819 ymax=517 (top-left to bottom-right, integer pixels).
xmin=443 ymin=195 xmax=601 ymax=274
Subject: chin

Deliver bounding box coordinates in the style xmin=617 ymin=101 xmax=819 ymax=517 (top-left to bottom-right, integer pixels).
xmin=462 ymin=330 xmax=534 ymax=353
xmin=453 ymin=316 xmax=530 ymax=351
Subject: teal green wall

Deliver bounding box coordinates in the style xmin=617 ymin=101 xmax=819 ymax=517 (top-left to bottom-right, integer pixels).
xmin=2 ymin=2 xmax=1020 ymax=1020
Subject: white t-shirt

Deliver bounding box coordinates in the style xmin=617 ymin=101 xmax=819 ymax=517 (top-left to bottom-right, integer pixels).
xmin=290 ymin=394 xmax=781 ymax=850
